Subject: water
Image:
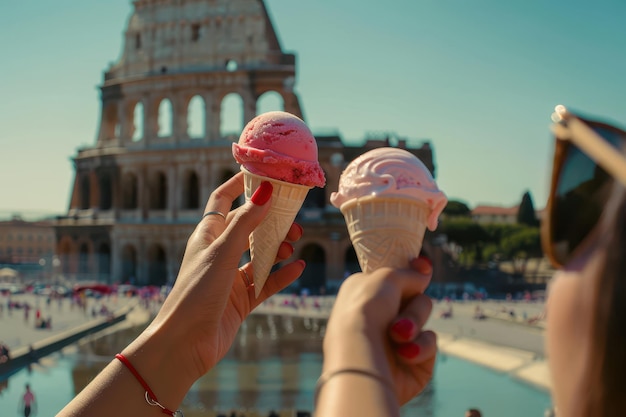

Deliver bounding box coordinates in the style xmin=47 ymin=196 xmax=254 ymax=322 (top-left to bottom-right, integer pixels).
xmin=0 ymin=315 xmax=553 ymax=416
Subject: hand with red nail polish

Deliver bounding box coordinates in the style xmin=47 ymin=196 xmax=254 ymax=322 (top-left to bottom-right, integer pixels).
xmin=318 ymin=258 xmax=437 ymax=416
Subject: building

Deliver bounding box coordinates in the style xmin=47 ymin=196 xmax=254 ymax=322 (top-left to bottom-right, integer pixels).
xmin=0 ymin=216 xmax=56 ymax=280
xmin=54 ymin=0 xmax=441 ymax=292
xmin=471 ymin=205 xmax=544 ymax=225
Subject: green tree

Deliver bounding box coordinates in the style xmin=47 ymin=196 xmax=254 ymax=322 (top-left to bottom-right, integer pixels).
xmin=439 ymin=218 xmax=491 ymax=266
xmin=500 ymin=226 xmax=542 ymax=275
xmin=443 ymin=199 xmax=471 ymax=217
xmin=517 ymin=191 xmax=538 ymax=226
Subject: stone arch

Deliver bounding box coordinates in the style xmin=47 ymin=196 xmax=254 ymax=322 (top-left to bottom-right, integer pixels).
xmin=219 ymin=92 xmax=243 ymax=139
xmin=78 ymin=241 xmax=91 ymax=278
xmin=99 ymin=172 xmax=113 ymax=210
xmin=183 ymin=170 xmax=200 ymax=209
xmin=225 ymin=59 xmax=238 ymax=72
xmin=98 ymin=242 xmax=111 ymax=282
xmin=150 ymin=171 xmax=168 ymax=210
xmin=157 ymin=98 xmax=173 ymax=137
xmin=132 ymin=101 xmax=145 ymax=141
xmin=299 ymin=243 xmax=326 ymax=294
xmin=147 ymin=243 xmax=167 ymax=286
xmin=80 ymin=174 xmax=90 ymax=210
xmin=122 ymin=172 xmax=139 ymax=209
xmin=57 ymin=236 xmax=76 ymax=276
xmin=121 ymin=244 xmax=137 ymax=283
xmin=187 ymin=95 xmax=206 ymax=139
xmin=256 ymin=91 xmax=284 ymax=114
xmin=344 ymin=246 xmax=361 ymax=275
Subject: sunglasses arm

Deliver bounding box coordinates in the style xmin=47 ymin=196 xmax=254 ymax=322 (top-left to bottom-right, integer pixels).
xmin=552 ymin=118 xmax=626 ymax=188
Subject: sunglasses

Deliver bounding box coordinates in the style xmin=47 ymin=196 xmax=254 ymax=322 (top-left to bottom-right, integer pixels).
xmin=542 ymin=105 xmax=626 ymax=268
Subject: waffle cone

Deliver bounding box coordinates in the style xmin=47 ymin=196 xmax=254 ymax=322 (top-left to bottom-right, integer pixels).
xmin=340 ymin=196 xmax=429 ymax=273
xmin=242 ymin=167 xmax=311 ymax=297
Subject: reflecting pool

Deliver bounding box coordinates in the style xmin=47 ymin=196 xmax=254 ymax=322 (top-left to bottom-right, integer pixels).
xmin=0 ymin=314 xmax=553 ymax=416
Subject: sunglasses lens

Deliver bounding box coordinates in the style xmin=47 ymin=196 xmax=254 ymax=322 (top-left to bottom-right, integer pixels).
xmin=551 ymin=126 xmax=622 ymax=264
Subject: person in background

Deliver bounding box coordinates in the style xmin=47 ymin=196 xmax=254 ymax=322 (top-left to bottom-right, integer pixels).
xmin=20 ymin=384 xmax=36 ymax=417
xmin=465 ymin=408 xmax=482 ymax=417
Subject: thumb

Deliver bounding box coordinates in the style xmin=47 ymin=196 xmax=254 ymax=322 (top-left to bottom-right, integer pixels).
xmin=215 ymin=180 xmax=274 ymax=258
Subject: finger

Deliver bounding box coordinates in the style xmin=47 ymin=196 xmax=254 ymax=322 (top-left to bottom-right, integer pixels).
xmin=210 ymin=181 xmax=273 ymax=260
xmin=394 ymin=330 xmax=437 ymax=365
xmin=202 ymin=172 xmax=244 ymax=223
xmin=275 ymin=241 xmax=294 ymax=262
xmin=389 ymin=294 xmax=433 ymax=343
xmin=284 ymin=222 xmax=304 ymax=242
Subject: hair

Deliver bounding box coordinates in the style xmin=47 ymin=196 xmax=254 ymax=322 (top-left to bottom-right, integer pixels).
xmin=466 ymin=409 xmax=482 ymax=417
xmin=581 ymin=184 xmax=626 ymax=416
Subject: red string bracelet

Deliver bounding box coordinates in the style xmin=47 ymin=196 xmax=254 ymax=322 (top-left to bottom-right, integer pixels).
xmin=115 ymin=353 xmax=183 ymax=417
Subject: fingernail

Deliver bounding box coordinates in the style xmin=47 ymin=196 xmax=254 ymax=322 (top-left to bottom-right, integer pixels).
xmin=296 ymin=259 xmax=306 ymax=269
xmin=294 ymin=223 xmax=304 ymax=236
xmin=391 ymin=318 xmax=414 ymax=339
xmin=396 ymin=343 xmax=421 ymax=359
xmin=416 ymin=255 xmax=432 ymax=275
xmin=281 ymin=242 xmax=294 ymax=257
xmin=251 ymin=181 xmax=273 ymax=205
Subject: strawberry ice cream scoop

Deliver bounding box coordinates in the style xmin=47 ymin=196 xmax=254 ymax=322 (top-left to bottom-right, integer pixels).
xmin=232 ymin=111 xmax=326 ymax=188
xmin=330 ymin=147 xmax=447 ymax=231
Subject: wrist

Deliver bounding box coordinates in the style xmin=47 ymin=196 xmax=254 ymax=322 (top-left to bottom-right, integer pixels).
xmin=121 ymin=318 xmax=200 ymax=407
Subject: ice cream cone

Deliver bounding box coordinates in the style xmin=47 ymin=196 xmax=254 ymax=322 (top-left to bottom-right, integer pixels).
xmin=242 ymin=167 xmax=311 ymax=297
xmin=340 ymin=196 xmax=429 ymax=273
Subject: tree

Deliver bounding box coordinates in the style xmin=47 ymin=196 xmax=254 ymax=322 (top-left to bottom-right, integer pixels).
xmin=517 ymin=191 xmax=538 ymax=226
xmin=443 ymin=199 xmax=471 ymax=217
xmin=439 ymin=218 xmax=491 ymax=266
xmin=500 ymin=226 xmax=542 ymax=276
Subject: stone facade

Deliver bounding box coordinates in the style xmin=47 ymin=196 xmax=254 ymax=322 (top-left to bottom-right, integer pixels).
xmin=54 ymin=0 xmax=440 ymax=293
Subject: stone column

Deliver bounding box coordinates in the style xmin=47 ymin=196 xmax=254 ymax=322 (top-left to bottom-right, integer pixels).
xmin=167 ymin=165 xmax=177 ymax=221
xmin=207 ymin=94 xmax=220 ymax=141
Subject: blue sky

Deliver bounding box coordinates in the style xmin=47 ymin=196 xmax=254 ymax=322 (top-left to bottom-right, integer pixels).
xmin=2 ymin=0 xmax=626 ymax=216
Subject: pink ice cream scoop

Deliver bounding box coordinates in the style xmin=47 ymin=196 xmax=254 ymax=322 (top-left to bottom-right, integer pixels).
xmin=330 ymin=147 xmax=447 ymax=231
xmin=232 ymin=111 xmax=326 ymax=188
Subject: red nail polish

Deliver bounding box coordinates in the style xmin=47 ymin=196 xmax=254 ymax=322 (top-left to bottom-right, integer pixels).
xmin=294 ymin=223 xmax=304 ymax=236
xmin=251 ymin=181 xmax=273 ymax=205
xmin=396 ymin=343 xmax=421 ymax=359
xmin=391 ymin=318 xmax=414 ymax=339
xmin=416 ymin=255 xmax=432 ymax=274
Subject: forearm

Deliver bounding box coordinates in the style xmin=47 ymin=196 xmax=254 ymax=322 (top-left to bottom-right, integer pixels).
xmin=57 ymin=322 xmax=197 ymax=417
xmin=316 ymin=330 xmax=399 ymax=417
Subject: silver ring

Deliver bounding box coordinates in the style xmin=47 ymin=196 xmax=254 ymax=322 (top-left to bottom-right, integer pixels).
xmin=239 ymin=267 xmax=255 ymax=290
xmin=202 ymin=211 xmax=226 ymax=220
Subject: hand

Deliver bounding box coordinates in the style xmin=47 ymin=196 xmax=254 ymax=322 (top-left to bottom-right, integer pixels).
xmin=129 ymin=172 xmax=305 ymax=381
xmin=322 ymin=257 xmax=436 ymax=405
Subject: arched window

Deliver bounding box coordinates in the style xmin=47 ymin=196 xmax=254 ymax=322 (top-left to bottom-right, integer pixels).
xmin=98 ymin=242 xmax=111 ymax=282
xmin=225 ymin=59 xmax=238 ymax=72
xmin=79 ymin=243 xmax=90 ymax=277
xmin=187 ymin=95 xmax=206 ymax=139
xmin=183 ymin=171 xmax=200 ymax=209
xmin=157 ymin=98 xmax=173 ymax=137
xmin=256 ymin=91 xmax=284 ymax=114
xmin=148 ymin=244 xmax=167 ymax=286
xmin=132 ymin=102 xmax=144 ymax=141
xmin=150 ymin=171 xmax=168 ymax=210
xmin=99 ymin=173 xmax=113 ymax=210
xmin=122 ymin=245 xmax=137 ymax=283
xmin=219 ymin=93 xmax=243 ymax=139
